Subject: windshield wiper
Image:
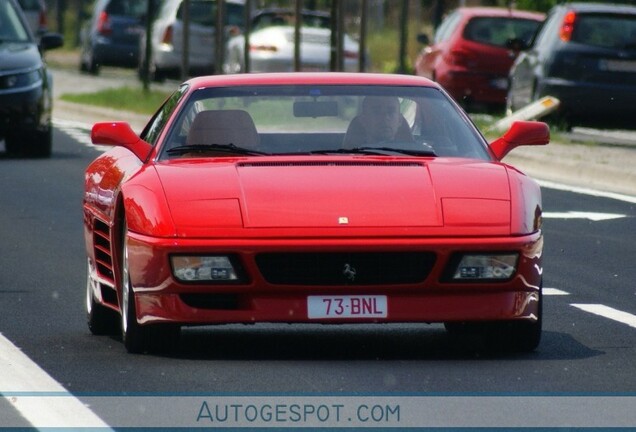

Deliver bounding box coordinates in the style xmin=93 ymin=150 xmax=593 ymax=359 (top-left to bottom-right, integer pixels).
xmin=358 ymin=146 xmax=437 ymax=157
xmin=166 ymin=143 xmax=269 ymax=156
xmin=309 ymin=146 xmax=436 ymax=157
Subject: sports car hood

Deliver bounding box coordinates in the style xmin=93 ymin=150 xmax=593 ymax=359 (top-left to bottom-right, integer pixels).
xmin=0 ymin=43 xmax=42 ymax=71
xmin=156 ymin=159 xmax=513 ymax=232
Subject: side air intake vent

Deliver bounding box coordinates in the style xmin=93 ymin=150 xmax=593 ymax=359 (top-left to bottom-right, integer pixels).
xmin=93 ymin=219 xmax=114 ymax=283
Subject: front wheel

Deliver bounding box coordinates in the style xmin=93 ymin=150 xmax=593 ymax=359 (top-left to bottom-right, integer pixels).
xmin=120 ymin=220 xmax=180 ymax=354
xmin=5 ymin=127 xmax=52 ymax=158
xmin=86 ymin=260 xmax=119 ymax=335
xmin=445 ymin=287 xmax=542 ymax=353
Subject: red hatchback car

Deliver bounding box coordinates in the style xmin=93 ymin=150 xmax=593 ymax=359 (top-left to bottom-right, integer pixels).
xmin=415 ymin=7 xmax=544 ymax=109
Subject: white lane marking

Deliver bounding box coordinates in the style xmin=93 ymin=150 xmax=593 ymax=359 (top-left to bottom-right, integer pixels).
xmin=53 ymin=118 xmax=92 ymax=131
xmin=538 ymin=179 xmax=636 ymax=204
xmin=572 ymin=304 xmax=636 ymax=329
xmin=0 ymin=333 xmax=111 ymax=428
xmin=544 ymin=291 xmax=636 ymax=331
xmin=53 ymin=119 xmax=110 ymax=151
xmin=543 ymin=211 xmax=627 ymax=221
xmin=544 ymin=287 xmax=570 ymax=296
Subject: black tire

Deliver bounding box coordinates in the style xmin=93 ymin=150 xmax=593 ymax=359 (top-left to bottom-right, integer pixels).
xmin=87 ymin=54 xmax=100 ymax=75
xmin=506 ymin=286 xmax=542 ymax=352
xmin=4 ymin=132 xmax=19 ymax=156
xmin=145 ymin=59 xmax=167 ymax=83
xmin=86 ymin=260 xmax=119 ymax=335
xmin=445 ymin=286 xmax=542 ymax=353
xmin=27 ymin=127 xmax=52 ymax=158
xmin=81 ymin=48 xmax=100 ymax=75
xmin=120 ymin=220 xmax=180 ymax=354
xmin=5 ymin=127 xmax=52 ymax=158
xmin=151 ymin=66 xmax=166 ymax=83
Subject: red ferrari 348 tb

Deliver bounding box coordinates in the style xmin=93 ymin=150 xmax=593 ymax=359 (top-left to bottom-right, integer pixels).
xmin=83 ymin=73 xmax=549 ymax=353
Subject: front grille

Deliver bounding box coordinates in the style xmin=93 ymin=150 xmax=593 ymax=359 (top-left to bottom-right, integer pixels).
xmin=180 ymin=294 xmax=239 ymax=310
xmin=256 ymin=252 xmax=436 ymax=285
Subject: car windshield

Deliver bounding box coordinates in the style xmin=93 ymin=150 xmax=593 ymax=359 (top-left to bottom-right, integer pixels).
xmin=464 ymin=16 xmax=541 ymax=47
xmin=159 ymin=85 xmax=489 ymax=160
xmin=0 ymin=0 xmax=30 ymax=42
xmin=572 ymin=13 xmax=636 ymax=49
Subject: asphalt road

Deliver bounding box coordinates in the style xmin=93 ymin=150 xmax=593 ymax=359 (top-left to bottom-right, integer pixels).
xmin=1 ymin=127 xmax=636 ymax=428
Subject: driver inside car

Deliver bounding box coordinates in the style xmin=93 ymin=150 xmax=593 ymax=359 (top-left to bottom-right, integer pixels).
xmin=342 ymin=96 xmax=414 ymax=148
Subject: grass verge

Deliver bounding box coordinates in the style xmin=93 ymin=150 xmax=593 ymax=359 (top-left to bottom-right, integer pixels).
xmin=60 ymin=86 xmax=172 ymax=115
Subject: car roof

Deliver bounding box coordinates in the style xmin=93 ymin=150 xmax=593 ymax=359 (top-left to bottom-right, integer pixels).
xmin=557 ymin=2 xmax=636 ymax=14
xmin=457 ymin=6 xmax=544 ymax=21
xmin=185 ymin=73 xmax=439 ymax=89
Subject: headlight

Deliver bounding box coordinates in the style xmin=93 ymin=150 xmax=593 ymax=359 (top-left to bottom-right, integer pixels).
xmin=0 ymin=68 xmax=42 ymax=90
xmin=171 ymin=255 xmax=242 ymax=282
xmin=451 ymin=253 xmax=518 ymax=281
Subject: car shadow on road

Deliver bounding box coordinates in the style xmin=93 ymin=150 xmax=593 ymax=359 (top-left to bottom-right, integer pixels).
xmin=162 ymin=324 xmax=601 ymax=361
xmin=0 ymin=148 xmax=85 ymax=160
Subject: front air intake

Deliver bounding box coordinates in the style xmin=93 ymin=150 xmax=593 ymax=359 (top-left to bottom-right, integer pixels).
xmin=256 ymin=252 xmax=436 ymax=285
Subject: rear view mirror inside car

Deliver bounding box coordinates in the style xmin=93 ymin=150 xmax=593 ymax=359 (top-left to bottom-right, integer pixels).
xmin=293 ymin=101 xmax=339 ymax=117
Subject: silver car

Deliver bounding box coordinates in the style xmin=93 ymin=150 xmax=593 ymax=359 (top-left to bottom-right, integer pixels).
xmin=224 ymin=8 xmax=361 ymax=74
xmin=141 ymin=0 xmax=245 ymax=81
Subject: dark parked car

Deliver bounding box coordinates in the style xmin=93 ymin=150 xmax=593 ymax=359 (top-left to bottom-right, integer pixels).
xmin=507 ymin=2 xmax=636 ymax=129
xmin=414 ymin=7 xmax=544 ymax=110
xmin=79 ymin=0 xmax=147 ymax=74
xmin=0 ymin=0 xmax=63 ymax=158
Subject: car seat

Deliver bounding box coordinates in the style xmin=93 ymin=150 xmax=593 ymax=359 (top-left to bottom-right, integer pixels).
xmin=187 ymin=109 xmax=260 ymax=150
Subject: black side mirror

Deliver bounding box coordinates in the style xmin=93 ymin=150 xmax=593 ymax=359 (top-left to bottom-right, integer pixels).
xmin=39 ymin=33 xmax=64 ymax=51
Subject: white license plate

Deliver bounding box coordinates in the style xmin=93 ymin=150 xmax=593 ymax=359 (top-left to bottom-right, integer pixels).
xmin=307 ymin=295 xmax=387 ymax=319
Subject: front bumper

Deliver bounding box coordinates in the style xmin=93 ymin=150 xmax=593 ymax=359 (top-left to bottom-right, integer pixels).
xmin=539 ymin=77 xmax=636 ymax=126
xmin=117 ymin=231 xmax=543 ymax=326
xmin=0 ymin=82 xmax=47 ymax=135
